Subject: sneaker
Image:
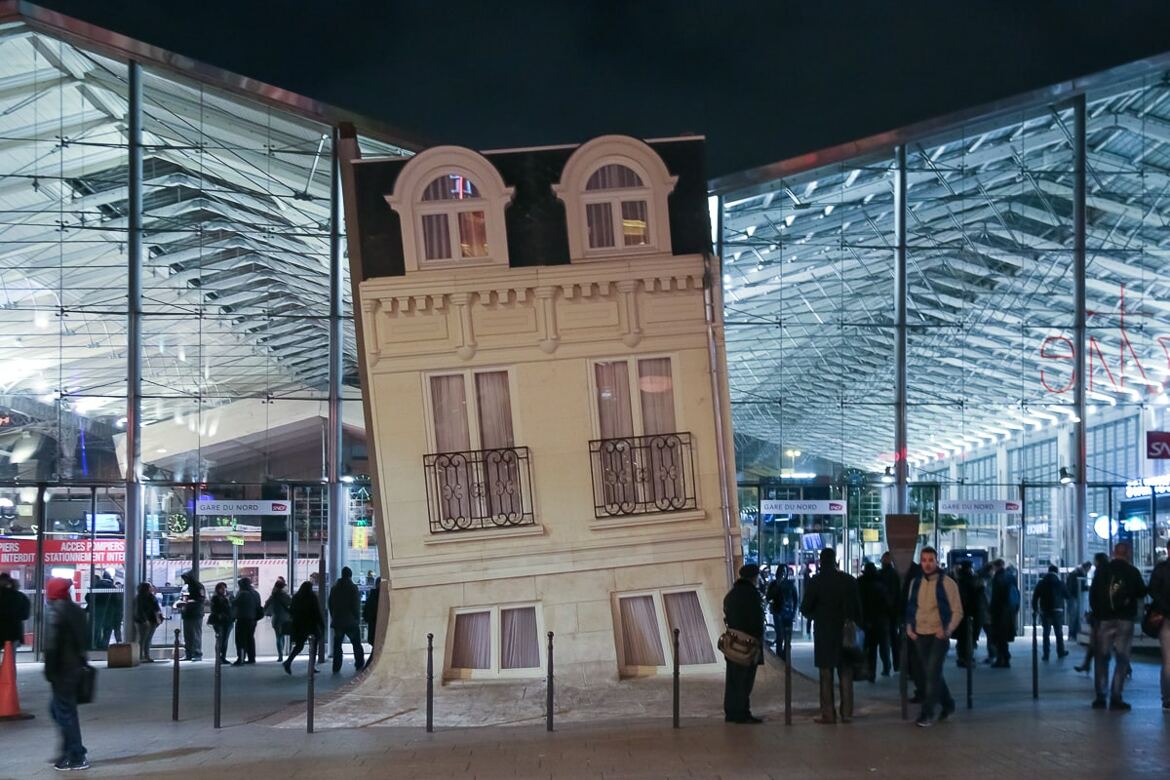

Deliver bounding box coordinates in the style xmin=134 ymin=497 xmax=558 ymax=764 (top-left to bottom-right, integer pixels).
xmin=915 ymin=716 xmax=934 ymax=728
xmin=939 ymin=702 xmax=955 ymax=722
xmin=1109 ymin=699 xmax=1131 ymax=712
xmin=1091 ymin=697 xmax=1107 ymax=709
xmin=69 ymin=759 xmax=90 ymax=771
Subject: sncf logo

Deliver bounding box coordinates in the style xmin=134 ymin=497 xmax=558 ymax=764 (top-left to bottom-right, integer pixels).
xmin=271 ymin=502 xmax=288 ymax=512
xmin=1006 ymin=502 xmax=1021 ymax=511
xmin=1148 ymin=432 xmax=1170 ymax=460
xmin=829 ymin=502 xmax=844 ymax=511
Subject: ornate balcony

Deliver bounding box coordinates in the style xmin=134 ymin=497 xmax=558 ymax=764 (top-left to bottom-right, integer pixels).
xmin=423 ymin=446 xmax=535 ymax=533
xmin=588 ymin=432 xmax=698 ymax=518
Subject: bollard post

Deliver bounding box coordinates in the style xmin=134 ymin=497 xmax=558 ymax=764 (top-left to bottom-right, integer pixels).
xmin=783 ymin=625 xmax=792 ymax=726
xmin=966 ymin=616 xmax=974 ymax=710
xmin=171 ymin=629 xmax=181 ymax=722
xmin=307 ymin=635 xmax=317 ymax=734
xmin=546 ymin=631 xmax=554 ymax=732
xmin=1031 ymin=609 xmax=1039 ymax=700
xmin=213 ymin=648 xmax=222 ymax=728
xmin=898 ymin=630 xmax=909 ymax=721
xmin=672 ymin=628 xmax=680 ymax=729
xmin=426 ymin=633 xmax=434 ymax=734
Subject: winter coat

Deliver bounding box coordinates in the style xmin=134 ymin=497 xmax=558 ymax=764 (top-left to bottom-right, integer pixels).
xmin=765 ymin=577 xmax=798 ymax=622
xmin=880 ymin=562 xmax=902 ymax=621
xmin=290 ymin=589 xmax=325 ymax=643
xmin=1031 ymin=573 xmax=1068 ymax=614
xmin=179 ymin=578 xmax=206 ymax=621
xmin=1089 ymin=558 xmax=1147 ymax=622
xmin=989 ymin=569 xmax=1018 ymax=640
xmin=44 ymin=599 xmax=87 ymax=699
xmin=723 ymin=578 xmax=765 ymax=640
xmin=232 ymin=584 xmax=262 ymax=625
xmin=1150 ymin=560 xmax=1170 ymax=617
xmin=328 ymin=576 xmax=361 ymax=631
xmin=857 ymin=571 xmax=890 ymax=631
xmin=134 ymin=591 xmax=161 ymax=625
xmin=0 ymin=586 xmax=31 ymax=644
xmin=208 ymin=593 xmax=234 ymax=631
xmin=801 ymin=568 xmax=862 ymax=669
xmin=265 ymin=590 xmax=293 ymax=634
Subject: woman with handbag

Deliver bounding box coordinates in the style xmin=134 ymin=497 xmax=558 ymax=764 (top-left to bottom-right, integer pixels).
xmin=134 ymin=582 xmax=163 ymax=663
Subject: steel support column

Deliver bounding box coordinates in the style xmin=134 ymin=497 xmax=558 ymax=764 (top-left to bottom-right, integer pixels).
xmin=123 ymin=61 xmax=144 ymax=647
xmin=325 ymin=129 xmax=346 ymax=651
xmin=1072 ymin=95 xmax=1088 ymax=565
xmin=893 ymin=146 xmax=909 ymax=514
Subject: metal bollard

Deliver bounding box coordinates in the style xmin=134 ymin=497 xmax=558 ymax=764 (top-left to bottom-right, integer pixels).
xmin=546 ymin=631 xmax=554 ymax=732
xmin=426 ymin=633 xmax=434 ymax=733
xmin=1031 ymin=609 xmax=1039 ymax=700
xmin=966 ymin=616 xmax=974 ymax=710
xmin=307 ymin=635 xmax=317 ymax=734
xmin=783 ymin=625 xmax=792 ymax=726
xmin=898 ymin=630 xmax=909 ymax=721
xmin=213 ymin=647 xmax=222 ymax=728
xmin=171 ymin=629 xmax=181 ymax=722
xmin=672 ymin=628 xmax=680 ymax=729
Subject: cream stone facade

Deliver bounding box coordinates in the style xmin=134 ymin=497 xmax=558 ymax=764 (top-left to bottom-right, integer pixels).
xmin=341 ymin=134 xmax=739 ymax=689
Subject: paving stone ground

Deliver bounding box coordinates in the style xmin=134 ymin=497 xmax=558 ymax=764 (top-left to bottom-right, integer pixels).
xmin=2 ymin=631 xmax=1168 ymax=779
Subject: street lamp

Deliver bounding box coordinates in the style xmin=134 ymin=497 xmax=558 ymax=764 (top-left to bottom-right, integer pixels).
xmin=784 ymin=448 xmax=801 ymax=471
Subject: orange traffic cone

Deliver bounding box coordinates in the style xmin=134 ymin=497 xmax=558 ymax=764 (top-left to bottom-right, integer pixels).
xmin=0 ymin=640 xmax=34 ymax=721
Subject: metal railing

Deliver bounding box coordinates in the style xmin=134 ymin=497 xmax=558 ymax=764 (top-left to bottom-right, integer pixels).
xmin=423 ymin=446 xmax=535 ymax=533
xmin=588 ymin=432 xmax=697 ymax=518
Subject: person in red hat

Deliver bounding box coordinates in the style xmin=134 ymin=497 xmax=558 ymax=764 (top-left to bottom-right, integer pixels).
xmin=44 ymin=577 xmax=89 ymax=771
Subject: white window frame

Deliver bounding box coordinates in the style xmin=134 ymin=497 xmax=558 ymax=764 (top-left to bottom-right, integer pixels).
xmin=422 ymin=366 xmax=520 ymax=454
xmin=385 ymin=145 xmax=515 ymax=272
xmin=611 ymin=587 xmax=718 ymax=678
xmin=587 ymin=354 xmax=683 ymax=439
xmin=444 ymin=602 xmax=546 ymax=680
xmin=554 ymin=135 xmax=677 ymax=263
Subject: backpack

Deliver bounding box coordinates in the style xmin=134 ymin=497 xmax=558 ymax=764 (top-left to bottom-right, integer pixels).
xmin=1007 ymin=577 xmax=1020 ymax=612
xmin=1107 ymin=569 xmax=1137 ymax=616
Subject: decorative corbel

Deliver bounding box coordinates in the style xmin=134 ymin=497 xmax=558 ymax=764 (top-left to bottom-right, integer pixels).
xmin=535 ymin=285 xmax=560 ymax=354
xmin=450 ymin=292 xmax=478 ymax=360
xmin=616 ymin=279 xmax=642 ymax=347
xmin=360 ymin=297 xmax=382 ymax=364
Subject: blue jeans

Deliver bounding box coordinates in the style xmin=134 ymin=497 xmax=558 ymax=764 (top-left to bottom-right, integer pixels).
xmin=50 ymin=692 xmax=86 ymax=763
xmin=914 ymin=634 xmax=954 ymax=720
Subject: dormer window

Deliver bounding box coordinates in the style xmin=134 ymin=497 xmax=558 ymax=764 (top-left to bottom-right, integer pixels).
xmin=386 ymin=147 xmax=514 ymax=272
xmin=583 ymin=164 xmax=651 ymax=250
xmin=555 ymin=135 xmax=678 ymax=262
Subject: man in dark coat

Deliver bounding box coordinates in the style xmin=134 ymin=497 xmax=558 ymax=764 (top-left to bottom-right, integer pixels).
xmin=801 ymin=548 xmax=863 ymax=724
xmin=1148 ymin=539 xmax=1170 ymax=710
xmin=44 ymin=577 xmax=89 ymax=771
xmin=988 ymin=560 xmax=1018 ymax=668
xmin=1065 ymin=561 xmax=1090 ymax=642
xmin=0 ymin=572 xmax=31 ymax=648
xmin=328 ymin=567 xmax=365 ymax=674
xmin=362 ymin=577 xmax=382 ymax=660
xmin=880 ymin=552 xmax=902 ymax=670
xmin=1032 ymin=564 xmax=1069 ymax=661
xmin=764 ymin=566 xmax=798 ymax=659
xmin=953 ymin=561 xmax=982 ymax=667
xmin=722 ymin=563 xmax=765 ymax=724
xmin=858 ymin=562 xmax=891 ymax=680
xmin=231 ymin=577 xmax=262 ymax=665
xmin=177 ymin=571 xmax=205 ymax=661
xmin=1088 ymin=542 xmax=1146 ymax=709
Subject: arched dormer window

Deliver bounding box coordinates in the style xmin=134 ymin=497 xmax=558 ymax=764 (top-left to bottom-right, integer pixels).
xmin=386 ymin=146 xmax=514 ymax=272
xmin=554 ymin=135 xmax=678 ymax=262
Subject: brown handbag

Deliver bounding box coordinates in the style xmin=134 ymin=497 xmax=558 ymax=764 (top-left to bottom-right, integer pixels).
xmin=717 ymin=628 xmax=760 ymax=667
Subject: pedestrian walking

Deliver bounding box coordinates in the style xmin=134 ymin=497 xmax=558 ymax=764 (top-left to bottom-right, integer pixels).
xmin=362 ymin=577 xmax=381 ymax=656
xmin=721 ymin=563 xmax=765 ymax=724
xmin=801 ymin=548 xmax=863 ymax=724
xmin=176 ymin=571 xmax=205 ymax=661
xmin=282 ymin=581 xmax=325 ymax=675
xmin=328 ymin=567 xmax=366 ymax=674
xmin=906 ymin=547 xmax=963 ymax=727
xmin=858 ymin=562 xmax=891 ymax=679
xmin=1075 ymin=553 xmax=1110 ymax=673
xmin=880 ymin=552 xmax=902 ymax=671
xmin=264 ymin=579 xmax=292 ymax=663
xmin=988 ymin=559 xmax=1018 ymax=668
xmin=133 ymin=582 xmax=162 ymax=663
xmin=1065 ymin=562 xmax=1090 ymax=642
xmin=1147 ymin=539 xmax=1170 ymax=710
xmin=44 ymin=577 xmax=90 ymax=771
xmin=231 ymin=578 xmax=262 ymax=665
xmin=765 ymin=566 xmax=798 ymax=659
xmin=953 ymin=561 xmax=982 ymax=667
xmin=1032 ymin=564 xmax=1069 ymax=661
xmin=1088 ymin=542 xmax=1146 ymax=710
xmin=208 ymin=582 xmax=234 ymax=665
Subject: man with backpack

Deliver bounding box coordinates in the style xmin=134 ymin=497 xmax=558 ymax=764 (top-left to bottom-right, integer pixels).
xmin=1031 ymin=564 xmax=1069 ymax=661
xmin=1088 ymin=541 xmax=1146 ymax=710
xmin=765 ymin=565 xmax=798 ymax=660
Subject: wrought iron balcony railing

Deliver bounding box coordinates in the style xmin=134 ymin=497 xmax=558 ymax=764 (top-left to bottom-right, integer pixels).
xmin=423 ymin=446 xmax=535 ymax=533
xmin=588 ymin=432 xmax=698 ymax=518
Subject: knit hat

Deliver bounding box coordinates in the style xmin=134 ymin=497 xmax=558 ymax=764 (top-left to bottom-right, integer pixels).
xmin=46 ymin=577 xmax=72 ymax=601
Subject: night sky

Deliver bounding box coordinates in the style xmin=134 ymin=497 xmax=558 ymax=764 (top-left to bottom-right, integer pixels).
xmin=33 ymin=0 xmax=1170 ymax=178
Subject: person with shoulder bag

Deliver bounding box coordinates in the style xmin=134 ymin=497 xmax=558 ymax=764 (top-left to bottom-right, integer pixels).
xmin=133 ymin=582 xmax=163 ymax=663
xmin=801 ymin=548 xmax=863 ymax=724
xmin=44 ymin=577 xmax=91 ymax=771
xmin=264 ymin=579 xmax=293 ymax=663
xmin=720 ymin=564 xmax=765 ymax=724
